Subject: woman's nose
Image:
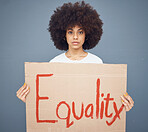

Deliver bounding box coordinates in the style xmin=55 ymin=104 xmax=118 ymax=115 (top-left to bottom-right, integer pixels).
xmin=73 ymin=33 xmax=78 ymax=39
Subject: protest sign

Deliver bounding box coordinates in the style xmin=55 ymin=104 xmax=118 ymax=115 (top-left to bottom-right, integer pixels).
xmin=25 ymin=62 xmax=127 ymax=132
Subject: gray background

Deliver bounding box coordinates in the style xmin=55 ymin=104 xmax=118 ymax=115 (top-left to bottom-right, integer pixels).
xmin=0 ymin=0 xmax=148 ymax=132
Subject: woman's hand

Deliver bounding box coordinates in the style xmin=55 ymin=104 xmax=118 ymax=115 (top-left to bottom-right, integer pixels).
xmin=16 ymin=83 xmax=30 ymax=103
xmin=121 ymin=92 xmax=134 ymax=111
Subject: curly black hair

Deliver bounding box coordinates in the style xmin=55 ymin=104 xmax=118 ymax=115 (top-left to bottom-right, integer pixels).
xmin=48 ymin=1 xmax=103 ymax=51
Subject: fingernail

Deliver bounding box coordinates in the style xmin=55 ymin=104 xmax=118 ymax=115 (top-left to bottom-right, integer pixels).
xmin=23 ymin=83 xmax=26 ymax=86
xmin=28 ymin=87 xmax=30 ymax=90
xmin=121 ymin=99 xmax=124 ymax=102
xmin=124 ymin=93 xmax=128 ymax=97
xmin=124 ymin=92 xmax=128 ymax=96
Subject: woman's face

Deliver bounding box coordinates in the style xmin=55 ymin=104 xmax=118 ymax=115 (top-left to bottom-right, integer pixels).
xmin=66 ymin=25 xmax=85 ymax=50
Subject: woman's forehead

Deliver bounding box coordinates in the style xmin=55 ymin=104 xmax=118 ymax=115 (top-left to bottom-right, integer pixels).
xmin=67 ymin=25 xmax=83 ymax=30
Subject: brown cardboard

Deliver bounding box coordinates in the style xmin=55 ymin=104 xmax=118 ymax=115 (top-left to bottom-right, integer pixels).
xmin=25 ymin=62 xmax=127 ymax=132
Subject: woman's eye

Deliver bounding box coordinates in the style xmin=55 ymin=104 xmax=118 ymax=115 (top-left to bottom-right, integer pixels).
xmin=79 ymin=31 xmax=83 ymax=34
xmin=68 ymin=31 xmax=73 ymax=34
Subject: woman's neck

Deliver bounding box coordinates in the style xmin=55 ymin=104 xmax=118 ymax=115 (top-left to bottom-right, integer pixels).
xmin=66 ymin=49 xmax=86 ymax=56
xmin=65 ymin=48 xmax=88 ymax=60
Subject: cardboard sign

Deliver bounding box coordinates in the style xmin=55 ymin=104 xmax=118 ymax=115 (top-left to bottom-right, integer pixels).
xmin=25 ymin=62 xmax=127 ymax=132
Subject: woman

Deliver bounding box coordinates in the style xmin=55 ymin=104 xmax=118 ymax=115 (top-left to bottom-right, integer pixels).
xmin=16 ymin=1 xmax=134 ymax=111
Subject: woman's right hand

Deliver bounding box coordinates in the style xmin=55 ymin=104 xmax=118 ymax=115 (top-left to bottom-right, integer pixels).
xmin=16 ymin=83 xmax=30 ymax=103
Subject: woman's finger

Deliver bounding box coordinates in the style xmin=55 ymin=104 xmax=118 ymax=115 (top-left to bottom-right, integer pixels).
xmin=16 ymin=83 xmax=27 ymax=96
xmin=16 ymin=83 xmax=26 ymax=93
xmin=19 ymin=85 xmax=30 ymax=97
xmin=21 ymin=88 xmax=30 ymax=102
xmin=16 ymin=86 xmax=30 ymax=103
xmin=123 ymin=93 xmax=134 ymax=107
xmin=16 ymin=83 xmax=30 ymax=103
xmin=21 ymin=86 xmax=30 ymax=97
xmin=121 ymin=99 xmax=130 ymax=111
xmin=121 ymin=95 xmax=131 ymax=111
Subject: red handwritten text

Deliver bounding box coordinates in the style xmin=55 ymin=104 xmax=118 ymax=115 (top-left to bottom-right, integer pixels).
xmin=36 ymin=74 xmax=124 ymax=128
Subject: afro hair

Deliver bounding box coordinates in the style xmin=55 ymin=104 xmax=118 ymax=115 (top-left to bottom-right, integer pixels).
xmin=48 ymin=1 xmax=103 ymax=51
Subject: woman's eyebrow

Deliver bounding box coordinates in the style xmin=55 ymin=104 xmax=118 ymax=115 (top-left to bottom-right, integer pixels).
xmin=67 ymin=28 xmax=83 ymax=31
xmin=78 ymin=28 xmax=83 ymax=31
xmin=67 ymin=28 xmax=73 ymax=30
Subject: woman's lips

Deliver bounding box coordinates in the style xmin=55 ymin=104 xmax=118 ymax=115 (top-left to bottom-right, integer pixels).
xmin=72 ymin=42 xmax=79 ymax=45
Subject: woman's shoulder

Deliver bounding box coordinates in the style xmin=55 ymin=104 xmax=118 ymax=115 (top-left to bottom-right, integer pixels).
xmin=87 ymin=52 xmax=103 ymax=64
xmin=49 ymin=53 xmax=65 ymax=62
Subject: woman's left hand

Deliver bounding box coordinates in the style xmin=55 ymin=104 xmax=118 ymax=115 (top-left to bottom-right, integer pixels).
xmin=121 ymin=92 xmax=134 ymax=111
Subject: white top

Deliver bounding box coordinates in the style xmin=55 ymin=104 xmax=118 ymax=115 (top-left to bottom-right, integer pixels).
xmin=49 ymin=52 xmax=103 ymax=64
